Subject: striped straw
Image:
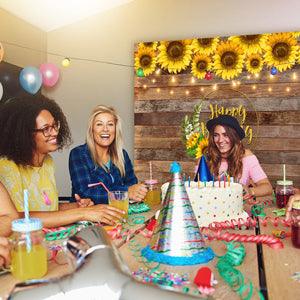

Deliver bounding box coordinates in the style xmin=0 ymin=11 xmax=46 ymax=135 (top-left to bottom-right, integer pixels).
xmin=88 ymin=181 xmax=110 ymax=193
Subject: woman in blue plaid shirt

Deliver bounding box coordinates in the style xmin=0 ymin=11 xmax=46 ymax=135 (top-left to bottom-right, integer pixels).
xmin=69 ymin=105 xmax=147 ymax=206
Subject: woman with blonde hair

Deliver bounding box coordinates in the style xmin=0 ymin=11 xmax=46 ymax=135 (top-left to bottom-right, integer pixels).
xmin=69 ymin=105 xmax=147 ymax=204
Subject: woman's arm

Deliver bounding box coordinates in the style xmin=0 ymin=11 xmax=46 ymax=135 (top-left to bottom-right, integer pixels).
xmin=244 ymin=178 xmax=273 ymax=198
xmin=21 ymin=204 xmax=125 ymax=228
xmin=0 ymin=183 xmax=19 ymax=237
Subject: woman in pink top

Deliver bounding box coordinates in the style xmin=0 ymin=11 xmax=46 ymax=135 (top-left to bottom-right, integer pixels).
xmin=206 ymin=115 xmax=273 ymax=198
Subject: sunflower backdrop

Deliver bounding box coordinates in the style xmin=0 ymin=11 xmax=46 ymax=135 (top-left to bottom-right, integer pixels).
xmin=134 ymin=31 xmax=300 ymax=80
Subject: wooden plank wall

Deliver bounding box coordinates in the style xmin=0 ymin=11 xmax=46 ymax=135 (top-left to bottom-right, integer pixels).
xmin=134 ymin=65 xmax=300 ymax=188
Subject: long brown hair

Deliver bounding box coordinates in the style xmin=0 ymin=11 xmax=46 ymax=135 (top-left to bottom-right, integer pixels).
xmin=207 ymin=125 xmax=245 ymax=179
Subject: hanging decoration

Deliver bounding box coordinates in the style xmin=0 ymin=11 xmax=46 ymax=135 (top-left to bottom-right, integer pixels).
xmin=270 ymin=66 xmax=278 ymax=75
xmin=134 ymin=46 xmax=157 ymax=76
xmin=245 ymin=53 xmax=264 ymax=74
xmin=157 ymin=40 xmax=193 ymax=74
xmin=229 ymin=34 xmax=267 ymax=54
xmin=191 ymin=37 xmax=219 ymax=55
xmin=213 ymin=40 xmax=245 ymax=80
xmin=19 ymin=66 xmax=42 ymax=95
xmin=39 ymin=63 xmax=60 ymax=87
xmin=264 ymin=32 xmax=298 ymax=72
xmin=61 ymin=58 xmax=70 ymax=67
xmin=191 ymin=53 xmax=212 ymax=79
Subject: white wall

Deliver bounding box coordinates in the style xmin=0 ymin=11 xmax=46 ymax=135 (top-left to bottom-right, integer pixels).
xmin=37 ymin=0 xmax=300 ymax=195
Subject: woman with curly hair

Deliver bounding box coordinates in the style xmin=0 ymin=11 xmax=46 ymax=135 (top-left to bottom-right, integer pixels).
xmin=0 ymin=96 xmax=124 ymax=226
xmin=69 ymin=105 xmax=147 ymax=204
xmin=206 ymin=115 xmax=273 ymax=198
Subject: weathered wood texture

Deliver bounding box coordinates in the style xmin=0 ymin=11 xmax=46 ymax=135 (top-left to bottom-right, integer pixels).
xmin=134 ymin=65 xmax=300 ymax=188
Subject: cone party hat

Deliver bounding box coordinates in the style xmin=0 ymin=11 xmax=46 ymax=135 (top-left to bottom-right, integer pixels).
xmin=194 ymin=155 xmax=213 ymax=182
xmin=141 ymin=162 xmax=214 ymax=265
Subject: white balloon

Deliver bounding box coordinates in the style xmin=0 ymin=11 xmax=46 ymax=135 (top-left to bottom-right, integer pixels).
xmin=0 ymin=82 xmax=3 ymax=100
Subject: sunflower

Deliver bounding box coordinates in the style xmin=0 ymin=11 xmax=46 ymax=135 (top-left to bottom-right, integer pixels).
xmin=229 ymin=34 xmax=266 ymax=54
xmin=191 ymin=37 xmax=219 ymax=55
xmin=138 ymin=41 xmax=158 ymax=51
xmin=134 ymin=46 xmax=157 ymax=76
xmin=157 ymin=40 xmax=192 ymax=74
xmin=186 ymin=132 xmax=200 ymax=149
xmin=264 ymin=32 xmax=298 ymax=72
xmin=245 ymin=53 xmax=264 ymax=74
xmin=213 ymin=41 xmax=245 ymax=80
xmin=195 ymin=138 xmax=208 ymax=159
xmin=293 ymin=32 xmax=300 ymax=38
xmin=191 ymin=54 xmax=212 ymax=79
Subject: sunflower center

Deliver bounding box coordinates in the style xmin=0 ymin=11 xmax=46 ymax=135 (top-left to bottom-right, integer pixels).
xmin=167 ymin=41 xmax=184 ymax=60
xmin=196 ymin=60 xmax=207 ymax=71
xmin=198 ymin=38 xmax=212 ymax=47
xmin=221 ymin=51 xmax=237 ymax=68
xmin=241 ymin=35 xmax=260 ymax=44
xmin=140 ymin=55 xmax=152 ymax=67
xmin=272 ymin=42 xmax=290 ymax=59
xmin=250 ymin=58 xmax=260 ymax=67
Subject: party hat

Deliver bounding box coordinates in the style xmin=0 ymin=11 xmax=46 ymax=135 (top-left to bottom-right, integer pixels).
xmin=194 ymin=155 xmax=213 ymax=182
xmin=141 ymin=162 xmax=214 ymax=265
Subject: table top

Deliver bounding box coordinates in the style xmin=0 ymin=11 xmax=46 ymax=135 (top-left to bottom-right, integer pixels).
xmin=1 ymin=202 xmax=299 ymax=300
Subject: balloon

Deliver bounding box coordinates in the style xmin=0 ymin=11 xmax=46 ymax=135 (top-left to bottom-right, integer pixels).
xmin=0 ymin=82 xmax=3 ymax=100
xmin=39 ymin=63 xmax=60 ymax=87
xmin=19 ymin=66 xmax=42 ymax=95
xmin=0 ymin=42 xmax=4 ymax=62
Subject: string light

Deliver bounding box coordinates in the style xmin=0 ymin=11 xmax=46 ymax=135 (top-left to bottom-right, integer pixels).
xmin=247 ymin=75 xmax=251 ymax=80
xmin=171 ymin=76 xmax=176 ymax=83
xmin=268 ymin=87 xmax=272 ymax=92
xmin=143 ymin=84 xmax=147 ymax=89
xmin=286 ymin=87 xmax=291 ymax=92
xmin=252 ymin=85 xmax=257 ymax=90
xmin=191 ymin=77 xmax=195 ymax=84
xmin=151 ymin=78 xmax=156 ymax=83
xmin=170 ymin=90 xmax=174 ymax=95
xmin=292 ymin=72 xmax=297 ymax=80
xmin=61 ymin=58 xmax=70 ymax=67
xmin=269 ymin=74 xmax=274 ymax=79
xmin=236 ymin=81 xmax=241 ymax=85
xmin=231 ymin=81 xmax=237 ymax=87
xmin=213 ymin=84 xmax=218 ymax=90
xmin=185 ymin=90 xmax=190 ymax=95
xmin=155 ymin=69 xmax=161 ymax=75
xmin=156 ymin=88 xmax=160 ymax=93
xmin=200 ymin=87 xmax=204 ymax=92
xmin=254 ymin=73 xmax=260 ymax=78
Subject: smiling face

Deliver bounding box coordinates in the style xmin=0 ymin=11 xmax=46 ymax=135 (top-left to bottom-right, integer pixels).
xmin=34 ymin=110 xmax=59 ymax=156
xmin=213 ymin=125 xmax=233 ymax=157
xmin=92 ymin=112 xmax=116 ymax=150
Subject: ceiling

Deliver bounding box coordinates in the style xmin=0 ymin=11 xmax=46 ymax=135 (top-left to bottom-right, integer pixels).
xmin=0 ymin=0 xmax=133 ymax=32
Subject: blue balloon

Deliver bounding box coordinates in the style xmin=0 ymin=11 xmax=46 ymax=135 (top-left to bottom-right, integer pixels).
xmin=19 ymin=66 xmax=42 ymax=94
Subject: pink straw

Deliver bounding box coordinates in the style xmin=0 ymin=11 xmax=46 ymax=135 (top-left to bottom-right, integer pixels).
xmin=88 ymin=181 xmax=110 ymax=193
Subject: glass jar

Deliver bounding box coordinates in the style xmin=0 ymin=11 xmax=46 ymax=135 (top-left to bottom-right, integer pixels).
xmin=10 ymin=218 xmax=48 ymax=280
xmin=275 ymin=180 xmax=294 ymax=208
xmin=144 ymin=179 xmax=161 ymax=207
xmin=291 ymin=201 xmax=300 ymax=249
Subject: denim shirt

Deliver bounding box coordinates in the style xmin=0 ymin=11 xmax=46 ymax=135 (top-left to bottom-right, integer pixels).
xmin=69 ymin=143 xmax=137 ymax=204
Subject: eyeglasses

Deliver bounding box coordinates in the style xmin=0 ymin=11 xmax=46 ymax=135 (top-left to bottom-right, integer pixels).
xmin=34 ymin=121 xmax=61 ymax=137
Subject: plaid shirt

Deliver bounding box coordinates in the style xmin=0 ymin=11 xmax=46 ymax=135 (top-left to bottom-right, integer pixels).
xmin=69 ymin=144 xmax=137 ymax=204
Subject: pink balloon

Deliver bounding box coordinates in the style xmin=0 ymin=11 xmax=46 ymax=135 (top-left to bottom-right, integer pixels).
xmin=39 ymin=63 xmax=60 ymax=87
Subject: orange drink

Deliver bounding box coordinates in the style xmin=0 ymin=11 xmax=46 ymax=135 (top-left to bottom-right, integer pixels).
xmin=108 ymin=191 xmax=129 ymax=219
